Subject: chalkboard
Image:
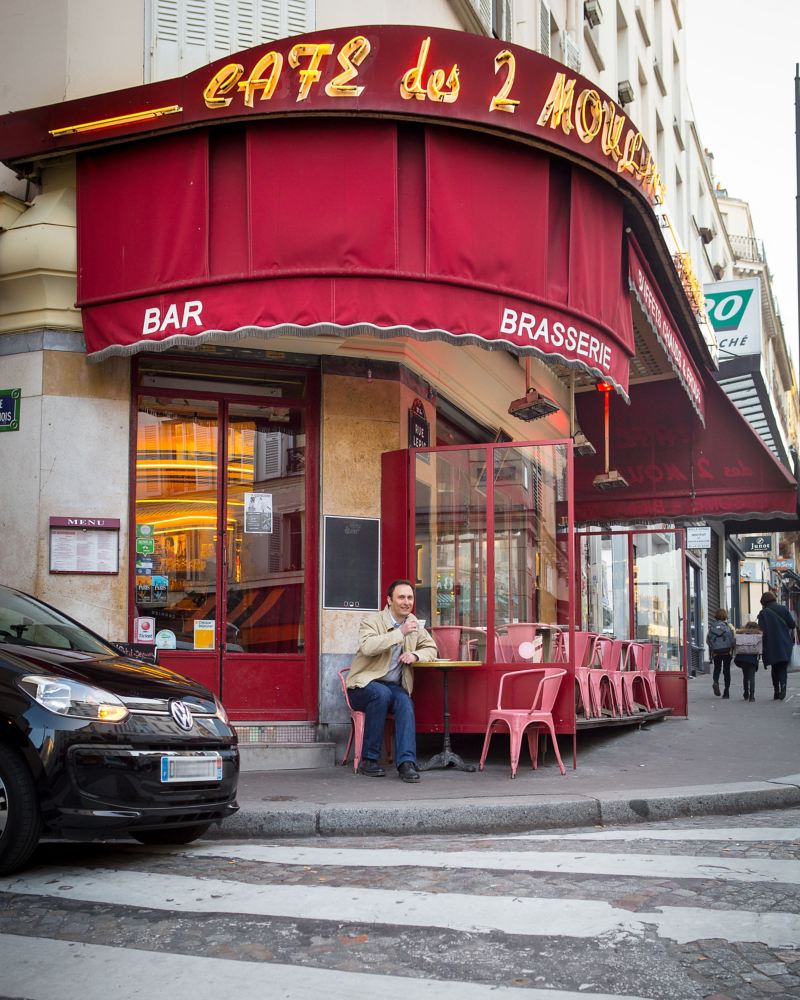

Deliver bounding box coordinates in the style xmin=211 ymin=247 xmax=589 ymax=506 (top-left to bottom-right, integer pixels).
xmin=323 ymin=516 xmax=381 ymax=611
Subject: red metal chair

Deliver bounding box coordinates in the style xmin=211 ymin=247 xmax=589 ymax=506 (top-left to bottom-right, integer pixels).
xmin=478 ymin=667 xmax=567 ymax=777
xmin=594 ymin=637 xmax=629 ymax=716
xmin=429 ymin=625 xmax=485 ymax=660
xmin=563 ymin=630 xmax=599 ymax=718
xmin=338 ymin=668 xmax=393 ymax=772
xmin=624 ymin=641 xmax=661 ymax=709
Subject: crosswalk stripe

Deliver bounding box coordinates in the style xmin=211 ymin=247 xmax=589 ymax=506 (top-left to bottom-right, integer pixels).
xmin=0 ymin=933 xmax=654 ymax=1000
xmin=188 ymin=843 xmax=800 ymax=884
xmin=499 ymin=827 xmax=800 ymax=843
xmin=4 ymin=868 xmax=799 ymax=946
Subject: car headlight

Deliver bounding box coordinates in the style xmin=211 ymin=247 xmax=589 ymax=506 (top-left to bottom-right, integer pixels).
xmin=18 ymin=675 xmax=129 ymax=723
xmin=214 ymin=696 xmax=230 ymax=725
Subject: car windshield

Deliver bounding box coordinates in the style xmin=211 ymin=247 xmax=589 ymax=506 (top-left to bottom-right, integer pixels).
xmin=0 ymin=589 xmax=113 ymax=655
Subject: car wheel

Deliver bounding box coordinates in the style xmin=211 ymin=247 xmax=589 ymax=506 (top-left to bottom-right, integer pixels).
xmin=131 ymin=822 xmax=212 ymax=846
xmin=0 ymin=744 xmax=43 ymax=876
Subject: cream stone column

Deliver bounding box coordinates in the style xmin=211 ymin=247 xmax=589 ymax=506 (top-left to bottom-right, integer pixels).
xmin=0 ymin=159 xmax=132 ymax=638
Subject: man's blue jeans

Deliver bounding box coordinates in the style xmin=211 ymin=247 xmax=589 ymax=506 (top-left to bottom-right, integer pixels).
xmin=348 ymin=680 xmax=417 ymax=766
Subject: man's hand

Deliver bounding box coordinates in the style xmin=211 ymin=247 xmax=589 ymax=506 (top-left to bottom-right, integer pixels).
xmin=398 ymin=617 xmax=419 ymax=636
xmin=399 ymin=651 xmax=418 ymax=665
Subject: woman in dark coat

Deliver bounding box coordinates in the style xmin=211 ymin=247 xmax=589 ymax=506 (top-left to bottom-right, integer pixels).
xmin=756 ymin=592 xmax=796 ymax=700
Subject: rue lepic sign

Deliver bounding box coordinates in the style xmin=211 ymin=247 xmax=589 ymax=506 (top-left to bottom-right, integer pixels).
xmin=0 ymin=388 xmax=21 ymax=432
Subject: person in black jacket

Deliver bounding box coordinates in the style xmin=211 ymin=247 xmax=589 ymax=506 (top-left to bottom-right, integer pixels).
xmin=706 ymin=608 xmax=736 ymax=699
xmin=756 ymin=592 xmax=796 ymax=701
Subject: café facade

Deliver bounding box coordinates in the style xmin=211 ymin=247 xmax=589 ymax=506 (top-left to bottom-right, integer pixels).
xmin=1 ymin=25 xmax=796 ymax=751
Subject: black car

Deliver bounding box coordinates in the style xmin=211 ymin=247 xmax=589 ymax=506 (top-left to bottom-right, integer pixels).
xmin=0 ymin=585 xmax=239 ymax=875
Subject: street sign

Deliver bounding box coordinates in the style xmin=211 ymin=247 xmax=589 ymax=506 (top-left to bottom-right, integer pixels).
xmin=685 ymin=525 xmax=711 ymax=549
xmin=0 ymin=388 xmax=21 ymax=432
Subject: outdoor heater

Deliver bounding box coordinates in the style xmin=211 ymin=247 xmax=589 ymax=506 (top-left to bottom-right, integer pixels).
xmin=593 ymin=381 xmax=629 ymax=491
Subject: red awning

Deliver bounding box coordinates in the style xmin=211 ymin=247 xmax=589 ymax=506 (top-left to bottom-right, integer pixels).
xmin=76 ymin=120 xmax=635 ymax=396
xmin=628 ymin=236 xmax=705 ymax=425
xmin=574 ymin=375 xmax=797 ymax=522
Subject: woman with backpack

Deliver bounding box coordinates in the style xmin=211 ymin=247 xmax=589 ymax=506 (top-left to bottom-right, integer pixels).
xmin=756 ymin=591 xmax=796 ymax=701
xmin=706 ymin=608 xmax=736 ymax=699
xmin=733 ymin=622 xmax=762 ymax=702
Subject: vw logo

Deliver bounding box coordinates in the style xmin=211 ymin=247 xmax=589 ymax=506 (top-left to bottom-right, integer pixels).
xmin=169 ymin=700 xmax=194 ymax=732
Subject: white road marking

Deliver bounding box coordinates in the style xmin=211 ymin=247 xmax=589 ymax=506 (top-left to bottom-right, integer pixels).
xmin=499 ymin=827 xmax=800 ymax=843
xmin=4 ymin=868 xmax=799 ymax=946
xmin=0 ymin=933 xmax=654 ymax=1000
xmin=187 ymin=842 xmax=800 ymax=884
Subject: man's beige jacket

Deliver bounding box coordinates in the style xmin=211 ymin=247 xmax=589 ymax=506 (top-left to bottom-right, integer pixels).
xmin=346 ymin=608 xmax=438 ymax=694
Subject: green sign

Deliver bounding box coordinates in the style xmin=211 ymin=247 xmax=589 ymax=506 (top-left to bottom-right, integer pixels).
xmin=136 ymin=523 xmax=156 ymax=555
xmin=0 ymin=388 xmax=21 ymax=432
xmin=704 ymin=287 xmax=754 ymax=332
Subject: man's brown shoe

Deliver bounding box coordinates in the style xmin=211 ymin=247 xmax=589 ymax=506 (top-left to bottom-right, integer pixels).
xmin=398 ymin=762 xmax=420 ymax=782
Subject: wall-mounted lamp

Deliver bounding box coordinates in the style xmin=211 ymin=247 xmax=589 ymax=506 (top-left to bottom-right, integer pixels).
xmin=584 ymin=0 xmax=603 ymax=28
xmin=508 ymin=387 xmax=560 ymax=421
xmin=617 ymin=80 xmax=635 ymax=106
xmin=592 ymin=382 xmax=629 ymax=491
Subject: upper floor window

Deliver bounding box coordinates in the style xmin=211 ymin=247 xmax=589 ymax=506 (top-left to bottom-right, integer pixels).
xmin=147 ymin=0 xmax=314 ymax=82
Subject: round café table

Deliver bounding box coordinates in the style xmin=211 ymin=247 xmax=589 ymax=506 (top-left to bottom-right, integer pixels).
xmin=414 ymin=660 xmax=481 ymax=772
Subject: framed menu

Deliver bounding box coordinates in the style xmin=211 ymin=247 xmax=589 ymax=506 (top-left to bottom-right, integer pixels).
xmin=48 ymin=517 xmax=120 ymax=575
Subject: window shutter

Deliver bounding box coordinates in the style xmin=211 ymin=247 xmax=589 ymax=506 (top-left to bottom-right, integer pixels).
xmin=268 ymin=512 xmax=284 ymax=572
xmin=539 ymin=0 xmax=551 ymax=57
xmin=286 ymin=0 xmax=309 ymax=36
xmin=149 ymin=0 xmax=312 ymax=80
xmin=258 ymin=0 xmax=282 ymax=41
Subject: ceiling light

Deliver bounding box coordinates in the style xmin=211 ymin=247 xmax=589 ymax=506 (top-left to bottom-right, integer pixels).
xmin=508 ymin=388 xmax=561 ymax=421
xmin=572 ymin=431 xmax=596 ymax=456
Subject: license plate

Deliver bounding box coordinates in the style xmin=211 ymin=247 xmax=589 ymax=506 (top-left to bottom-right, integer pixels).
xmin=160 ymin=753 xmax=223 ymax=783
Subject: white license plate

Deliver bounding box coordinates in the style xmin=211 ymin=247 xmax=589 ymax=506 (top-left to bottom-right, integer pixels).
xmin=160 ymin=753 xmax=222 ymax=783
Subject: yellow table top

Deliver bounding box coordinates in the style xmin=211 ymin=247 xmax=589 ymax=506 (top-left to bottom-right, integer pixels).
xmin=414 ymin=659 xmax=481 ymax=668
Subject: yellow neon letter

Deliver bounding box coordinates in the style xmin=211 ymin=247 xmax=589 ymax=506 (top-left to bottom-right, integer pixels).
xmin=575 ymin=89 xmax=603 ymax=142
xmin=203 ymin=64 xmax=244 ymax=109
xmin=536 ymin=72 xmax=576 ymax=134
xmin=600 ymin=101 xmax=625 ymax=160
xmin=325 ymin=35 xmax=371 ymax=97
xmin=618 ymin=129 xmax=643 ymax=174
xmin=239 ymin=51 xmax=283 ymax=107
xmin=288 ymin=42 xmax=334 ymax=101
xmin=490 ymin=50 xmax=519 ymax=113
xmin=400 ymin=37 xmax=431 ymax=101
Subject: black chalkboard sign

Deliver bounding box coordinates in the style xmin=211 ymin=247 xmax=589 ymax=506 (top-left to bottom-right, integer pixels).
xmin=323 ymin=516 xmax=381 ymax=611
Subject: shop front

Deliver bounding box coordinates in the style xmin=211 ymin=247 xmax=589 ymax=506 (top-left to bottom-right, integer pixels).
xmin=4 ymin=25 xmax=789 ymax=742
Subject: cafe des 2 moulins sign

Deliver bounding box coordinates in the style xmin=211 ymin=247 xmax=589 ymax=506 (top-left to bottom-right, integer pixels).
xmin=20 ymin=26 xmax=665 ymax=210
xmin=0 ymin=389 xmax=21 ymax=432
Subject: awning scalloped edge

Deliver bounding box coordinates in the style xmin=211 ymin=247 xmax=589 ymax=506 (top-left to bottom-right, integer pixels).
xmin=628 ymin=276 xmax=705 ymax=427
xmin=87 ymin=321 xmax=631 ymax=403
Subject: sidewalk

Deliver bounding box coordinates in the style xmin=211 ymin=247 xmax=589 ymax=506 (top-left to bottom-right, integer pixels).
xmin=216 ymin=674 xmax=800 ymax=839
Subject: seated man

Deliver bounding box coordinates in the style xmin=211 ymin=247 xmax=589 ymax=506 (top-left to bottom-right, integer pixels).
xmin=346 ymin=579 xmax=437 ymax=782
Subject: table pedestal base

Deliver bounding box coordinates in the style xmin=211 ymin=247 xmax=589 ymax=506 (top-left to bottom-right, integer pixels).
xmin=419 ymin=748 xmax=476 ymax=772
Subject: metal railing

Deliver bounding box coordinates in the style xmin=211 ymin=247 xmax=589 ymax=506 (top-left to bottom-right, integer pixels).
xmin=729 ymin=234 xmax=767 ymax=264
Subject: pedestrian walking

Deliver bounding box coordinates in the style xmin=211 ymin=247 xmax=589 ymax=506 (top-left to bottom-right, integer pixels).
xmin=756 ymin=592 xmax=796 ymax=701
xmin=733 ymin=622 xmax=762 ymax=702
xmin=706 ymin=608 xmax=736 ymax=699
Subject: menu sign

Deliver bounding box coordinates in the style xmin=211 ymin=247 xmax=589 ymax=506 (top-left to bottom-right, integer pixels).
xmin=49 ymin=517 xmax=120 ymax=575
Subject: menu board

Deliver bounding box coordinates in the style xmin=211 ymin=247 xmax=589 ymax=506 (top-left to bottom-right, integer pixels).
xmin=323 ymin=516 xmax=380 ymax=611
xmin=49 ymin=526 xmax=119 ymax=574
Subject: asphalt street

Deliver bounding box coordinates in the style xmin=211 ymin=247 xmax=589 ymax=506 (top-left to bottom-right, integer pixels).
xmin=1 ymin=806 xmax=798 ymax=999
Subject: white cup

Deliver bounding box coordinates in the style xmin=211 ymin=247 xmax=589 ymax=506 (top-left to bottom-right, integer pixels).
xmin=416 ymin=619 xmax=426 ymax=630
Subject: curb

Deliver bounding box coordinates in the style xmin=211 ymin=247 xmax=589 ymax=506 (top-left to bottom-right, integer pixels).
xmin=210 ymin=775 xmax=800 ymax=840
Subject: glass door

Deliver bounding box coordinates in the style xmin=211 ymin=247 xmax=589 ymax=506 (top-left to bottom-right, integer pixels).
xmin=132 ymin=363 xmax=317 ymax=719
xmin=221 ymin=402 xmax=308 ymax=713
